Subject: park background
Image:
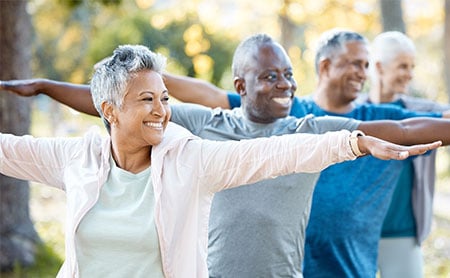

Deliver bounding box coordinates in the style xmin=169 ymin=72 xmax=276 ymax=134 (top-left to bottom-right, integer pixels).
xmin=0 ymin=0 xmax=449 ymax=277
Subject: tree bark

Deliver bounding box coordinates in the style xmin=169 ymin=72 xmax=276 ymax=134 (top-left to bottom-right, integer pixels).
xmin=279 ymin=0 xmax=296 ymax=51
xmin=0 ymin=0 xmax=40 ymax=271
xmin=445 ymin=0 xmax=450 ymax=104
xmin=379 ymin=0 xmax=406 ymax=33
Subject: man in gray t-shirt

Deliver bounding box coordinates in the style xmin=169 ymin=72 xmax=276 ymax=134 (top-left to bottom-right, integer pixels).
xmin=171 ymin=104 xmax=359 ymax=276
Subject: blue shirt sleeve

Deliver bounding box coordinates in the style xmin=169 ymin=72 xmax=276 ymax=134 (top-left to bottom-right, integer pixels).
xmin=227 ymin=92 xmax=241 ymax=108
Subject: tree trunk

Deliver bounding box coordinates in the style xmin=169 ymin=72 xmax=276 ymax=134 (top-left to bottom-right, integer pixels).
xmin=445 ymin=0 xmax=450 ymax=104
xmin=379 ymin=0 xmax=406 ymax=33
xmin=0 ymin=0 xmax=40 ymax=271
xmin=279 ymin=0 xmax=296 ymax=51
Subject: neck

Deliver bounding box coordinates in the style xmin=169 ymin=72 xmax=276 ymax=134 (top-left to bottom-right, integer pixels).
xmin=110 ymin=135 xmax=152 ymax=174
xmin=379 ymin=91 xmax=399 ymax=103
xmin=369 ymin=80 xmax=398 ymax=104
xmin=313 ymin=87 xmax=355 ymax=114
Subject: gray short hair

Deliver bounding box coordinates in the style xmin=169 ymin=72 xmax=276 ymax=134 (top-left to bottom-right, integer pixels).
xmin=371 ymin=31 xmax=415 ymax=65
xmin=231 ymin=33 xmax=275 ymax=77
xmin=314 ymin=29 xmax=368 ymax=74
xmin=90 ymin=45 xmax=166 ymax=131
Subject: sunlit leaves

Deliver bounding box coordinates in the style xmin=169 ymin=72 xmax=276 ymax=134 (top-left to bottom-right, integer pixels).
xmin=135 ymin=0 xmax=155 ymax=10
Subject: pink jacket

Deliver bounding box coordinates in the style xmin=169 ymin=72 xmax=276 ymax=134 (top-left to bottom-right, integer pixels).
xmin=0 ymin=123 xmax=357 ymax=277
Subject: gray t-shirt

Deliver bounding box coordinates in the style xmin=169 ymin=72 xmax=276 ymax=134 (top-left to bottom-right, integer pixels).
xmin=170 ymin=103 xmax=360 ymax=278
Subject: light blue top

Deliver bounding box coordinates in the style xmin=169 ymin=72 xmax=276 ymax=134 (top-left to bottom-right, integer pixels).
xmin=76 ymin=157 xmax=164 ymax=277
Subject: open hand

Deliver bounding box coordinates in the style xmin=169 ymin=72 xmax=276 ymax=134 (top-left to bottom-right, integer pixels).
xmin=358 ymin=135 xmax=442 ymax=160
xmin=0 ymin=79 xmax=44 ymax=97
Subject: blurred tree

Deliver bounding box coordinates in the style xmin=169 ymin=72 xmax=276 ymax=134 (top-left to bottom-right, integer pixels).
xmin=30 ymin=1 xmax=237 ymax=91
xmin=279 ymin=0 xmax=298 ymax=50
xmin=379 ymin=0 xmax=406 ymax=32
xmin=0 ymin=0 xmax=40 ymax=271
xmin=445 ymin=0 xmax=450 ymax=103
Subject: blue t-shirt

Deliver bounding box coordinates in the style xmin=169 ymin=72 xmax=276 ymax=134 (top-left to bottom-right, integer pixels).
xmin=227 ymin=92 xmax=441 ymax=277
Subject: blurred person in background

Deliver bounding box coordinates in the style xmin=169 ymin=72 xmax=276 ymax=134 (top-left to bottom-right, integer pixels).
xmin=355 ymin=31 xmax=450 ymax=278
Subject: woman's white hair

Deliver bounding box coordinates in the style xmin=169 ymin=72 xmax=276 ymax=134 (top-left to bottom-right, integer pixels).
xmin=371 ymin=31 xmax=416 ymax=66
xmin=90 ymin=44 xmax=166 ymax=132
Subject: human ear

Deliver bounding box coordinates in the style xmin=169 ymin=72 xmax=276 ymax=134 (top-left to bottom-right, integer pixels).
xmin=101 ymin=102 xmax=117 ymax=125
xmin=376 ymin=61 xmax=383 ymax=75
xmin=234 ymin=77 xmax=246 ymax=96
xmin=318 ymin=58 xmax=330 ymax=77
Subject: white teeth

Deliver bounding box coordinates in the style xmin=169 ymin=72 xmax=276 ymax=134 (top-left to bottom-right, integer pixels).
xmin=273 ymin=97 xmax=291 ymax=105
xmin=144 ymin=122 xmax=163 ymax=128
xmin=350 ymin=81 xmax=362 ymax=90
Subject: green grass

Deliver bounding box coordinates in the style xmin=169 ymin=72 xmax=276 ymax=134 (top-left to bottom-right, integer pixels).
xmin=2 ymin=243 xmax=62 ymax=278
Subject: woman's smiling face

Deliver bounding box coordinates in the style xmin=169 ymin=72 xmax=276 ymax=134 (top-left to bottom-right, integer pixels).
xmin=113 ymin=69 xmax=171 ymax=147
xmin=379 ymin=51 xmax=415 ymax=96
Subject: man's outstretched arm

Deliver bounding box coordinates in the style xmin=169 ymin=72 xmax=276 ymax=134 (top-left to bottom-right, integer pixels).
xmin=162 ymin=73 xmax=231 ymax=109
xmin=1 ymin=73 xmax=232 ymax=114
xmin=0 ymin=79 xmax=99 ymax=116
xmin=359 ymin=117 xmax=450 ymax=146
xmin=356 ymin=134 xmax=441 ymax=160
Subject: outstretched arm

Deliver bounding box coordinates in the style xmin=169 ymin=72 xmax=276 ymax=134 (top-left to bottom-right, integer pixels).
xmin=356 ymin=133 xmax=441 ymax=160
xmin=1 ymin=73 xmax=232 ymax=114
xmin=358 ymin=117 xmax=450 ymax=146
xmin=444 ymin=110 xmax=450 ymax=118
xmin=163 ymin=73 xmax=231 ymax=109
xmin=0 ymin=79 xmax=99 ymax=116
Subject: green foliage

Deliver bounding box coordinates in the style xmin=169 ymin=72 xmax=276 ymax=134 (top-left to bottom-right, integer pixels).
xmin=31 ymin=1 xmax=237 ymax=87
xmin=59 ymin=0 xmax=122 ymax=8
xmin=2 ymin=243 xmax=62 ymax=278
xmin=87 ymin=12 xmax=237 ymax=85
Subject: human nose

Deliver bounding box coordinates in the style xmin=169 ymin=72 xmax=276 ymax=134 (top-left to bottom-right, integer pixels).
xmin=355 ymin=64 xmax=367 ymax=80
xmin=276 ymin=75 xmax=294 ymax=90
xmin=406 ymin=68 xmax=414 ymax=81
xmin=151 ymin=99 xmax=166 ymax=117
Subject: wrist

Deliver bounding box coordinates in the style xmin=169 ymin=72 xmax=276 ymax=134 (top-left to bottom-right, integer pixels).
xmin=349 ymin=130 xmax=366 ymax=157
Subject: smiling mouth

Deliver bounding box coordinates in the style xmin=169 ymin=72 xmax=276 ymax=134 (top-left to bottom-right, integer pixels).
xmin=272 ymin=97 xmax=291 ymax=105
xmin=144 ymin=122 xmax=163 ymax=129
xmin=349 ymin=80 xmax=363 ymax=89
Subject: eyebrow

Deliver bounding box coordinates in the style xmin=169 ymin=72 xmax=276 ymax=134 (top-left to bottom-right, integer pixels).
xmin=138 ymin=90 xmax=169 ymax=96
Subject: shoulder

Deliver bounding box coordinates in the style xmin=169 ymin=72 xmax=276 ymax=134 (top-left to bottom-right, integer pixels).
xmin=159 ymin=122 xmax=199 ymax=148
xmin=284 ymin=114 xmax=360 ymax=134
xmin=355 ymin=102 xmax=403 ymax=114
xmin=164 ymin=122 xmax=198 ymax=140
xmin=354 ymin=93 xmax=369 ymax=104
xmin=171 ymin=103 xmax=213 ymax=116
xmin=401 ymin=95 xmax=450 ymax=112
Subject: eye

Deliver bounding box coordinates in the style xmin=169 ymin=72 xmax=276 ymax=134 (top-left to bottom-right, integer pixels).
xmin=284 ymin=71 xmax=293 ymax=79
xmin=161 ymin=95 xmax=170 ymax=103
xmin=265 ymin=72 xmax=277 ymax=81
xmin=143 ymin=96 xmax=154 ymax=101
